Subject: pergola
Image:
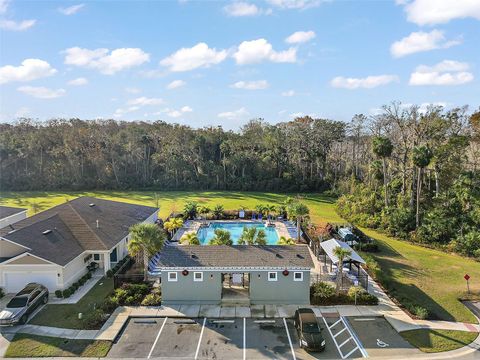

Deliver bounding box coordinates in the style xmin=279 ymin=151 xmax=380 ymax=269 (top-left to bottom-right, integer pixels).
xmin=319 ymin=238 xmax=366 ymax=276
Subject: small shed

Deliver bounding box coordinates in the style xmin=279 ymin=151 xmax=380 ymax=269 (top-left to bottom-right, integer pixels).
xmin=338 ymin=227 xmax=358 ymax=245
xmin=319 ymin=238 xmax=365 ymax=274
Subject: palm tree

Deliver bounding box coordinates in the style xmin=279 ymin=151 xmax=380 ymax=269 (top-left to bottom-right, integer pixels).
xmin=333 ymin=246 xmax=352 ymax=295
xmin=180 ymin=232 xmax=200 ymax=245
xmin=256 ymin=229 xmax=267 ymax=245
xmin=198 ymin=205 xmax=211 ymax=224
xmin=128 ymin=223 xmax=166 ymax=280
xmin=372 ymin=136 xmax=394 ymax=207
xmin=209 ymin=229 xmax=233 ymax=245
xmin=213 ymin=204 xmax=224 ymax=219
xmin=163 ymin=218 xmax=183 ymax=237
xmin=412 ymin=145 xmax=433 ymax=228
xmin=265 ymin=204 xmax=276 ymax=223
xmin=183 ymin=201 xmax=198 ymax=219
xmin=238 ymin=226 xmax=257 ymax=245
xmin=278 ymin=236 xmax=296 ymax=245
xmin=287 ymin=201 xmax=310 ymax=242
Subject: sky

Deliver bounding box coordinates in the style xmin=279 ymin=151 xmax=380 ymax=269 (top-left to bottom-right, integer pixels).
xmin=0 ymin=0 xmax=479 ymax=130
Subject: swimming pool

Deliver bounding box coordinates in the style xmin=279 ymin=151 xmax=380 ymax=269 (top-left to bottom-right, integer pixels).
xmin=196 ymin=222 xmax=279 ymax=245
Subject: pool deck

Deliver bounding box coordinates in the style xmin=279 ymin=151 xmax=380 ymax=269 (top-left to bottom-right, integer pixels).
xmin=171 ymin=219 xmax=298 ymax=243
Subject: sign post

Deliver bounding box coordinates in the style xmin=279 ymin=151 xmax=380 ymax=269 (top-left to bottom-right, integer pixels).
xmin=464 ymin=274 xmax=470 ymax=294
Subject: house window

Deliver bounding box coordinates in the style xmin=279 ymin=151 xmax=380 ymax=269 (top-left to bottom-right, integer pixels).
xmin=268 ymin=272 xmax=278 ymax=282
xmin=194 ymin=272 xmax=203 ymax=282
xmin=93 ymin=254 xmax=100 ymax=261
xmin=168 ymin=272 xmax=178 ymax=282
xmin=294 ymin=272 xmax=303 ymax=281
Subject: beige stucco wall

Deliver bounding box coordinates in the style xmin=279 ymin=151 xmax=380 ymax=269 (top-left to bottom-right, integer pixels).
xmin=62 ymin=253 xmax=90 ymax=287
xmin=0 ymin=239 xmax=25 ymax=258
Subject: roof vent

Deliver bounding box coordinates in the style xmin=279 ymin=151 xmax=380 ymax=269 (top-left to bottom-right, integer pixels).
xmin=96 ymin=220 xmax=99 ymax=228
xmin=42 ymin=230 xmax=52 ymax=235
xmin=89 ymin=203 xmax=95 ymax=207
xmin=275 ymin=253 xmax=283 ymax=259
xmin=296 ymin=254 xmax=304 ymax=259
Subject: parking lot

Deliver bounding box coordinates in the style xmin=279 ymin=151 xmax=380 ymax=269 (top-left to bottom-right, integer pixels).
xmin=108 ymin=314 xmax=380 ymax=359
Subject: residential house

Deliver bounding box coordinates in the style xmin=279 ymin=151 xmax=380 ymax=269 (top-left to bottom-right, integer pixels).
xmin=0 ymin=206 xmax=27 ymax=229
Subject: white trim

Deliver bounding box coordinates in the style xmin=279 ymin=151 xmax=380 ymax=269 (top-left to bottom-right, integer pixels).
xmin=267 ymin=271 xmax=278 ymax=282
xmin=1 ymin=252 xmax=58 ymax=266
xmin=167 ymin=272 xmax=178 ymax=282
xmin=0 ymin=210 xmax=27 ymax=221
xmin=155 ymin=266 xmax=311 ymax=272
xmin=293 ymin=272 xmax=303 ymax=281
xmin=193 ymin=271 xmax=203 ymax=282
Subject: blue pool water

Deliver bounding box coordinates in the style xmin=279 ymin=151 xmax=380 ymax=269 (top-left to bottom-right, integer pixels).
xmin=197 ymin=222 xmax=279 ymax=245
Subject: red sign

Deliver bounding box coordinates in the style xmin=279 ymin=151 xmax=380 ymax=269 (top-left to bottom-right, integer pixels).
xmin=464 ymin=274 xmax=470 ymax=281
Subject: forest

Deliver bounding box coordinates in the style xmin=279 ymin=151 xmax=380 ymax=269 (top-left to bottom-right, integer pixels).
xmin=0 ymin=102 xmax=479 ymax=252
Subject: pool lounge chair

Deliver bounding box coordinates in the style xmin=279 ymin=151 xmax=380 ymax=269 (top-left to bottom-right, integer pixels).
xmin=258 ymin=213 xmax=263 ymax=222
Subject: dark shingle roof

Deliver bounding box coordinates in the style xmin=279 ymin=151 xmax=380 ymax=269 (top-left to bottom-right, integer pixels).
xmin=0 ymin=197 xmax=158 ymax=266
xmin=0 ymin=206 xmax=27 ymax=220
xmin=155 ymin=245 xmax=314 ymax=269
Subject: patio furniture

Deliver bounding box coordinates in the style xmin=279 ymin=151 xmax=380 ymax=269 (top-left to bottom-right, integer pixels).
xmin=87 ymin=261 xmax=98 ymax=272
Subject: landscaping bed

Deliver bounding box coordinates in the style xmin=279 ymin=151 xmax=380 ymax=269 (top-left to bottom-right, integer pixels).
xmin=310 ymin=282 xmax=378 ymax=306
xmin=400 ymin=329 xmax=478 ymax=353
xmin=5 ymin=333 xmax=111 ymax=357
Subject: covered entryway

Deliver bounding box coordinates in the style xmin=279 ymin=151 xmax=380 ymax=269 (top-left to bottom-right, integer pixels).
xmin=221 ymin=272 xmax=250 ymax=305
xmin=4 ymin=271 xmax=58 ymax=293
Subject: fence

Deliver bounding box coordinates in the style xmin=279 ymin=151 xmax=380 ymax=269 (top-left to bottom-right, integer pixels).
xmin=113 ymin=257 xmax=144 ymax=288
xmin=310 ymin=272 xmax=369 ymax=291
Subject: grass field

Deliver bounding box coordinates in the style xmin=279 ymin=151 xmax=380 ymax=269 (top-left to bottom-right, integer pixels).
xmin=400 ymin=329 xmax=478 ymax=353
xmin=1 ymin=190 xmax=479 ymax=326
xmin=30 ymin=277 xmax=113 ymax=329
xmin=5 ymin=333 xmax=111 ymax=357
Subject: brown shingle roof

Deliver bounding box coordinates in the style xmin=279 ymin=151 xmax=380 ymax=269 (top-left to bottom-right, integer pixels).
xmin=0 ymin=197 xmax=158 ymax=265
xmin=155 ymin=245 xmax=314 ymax=269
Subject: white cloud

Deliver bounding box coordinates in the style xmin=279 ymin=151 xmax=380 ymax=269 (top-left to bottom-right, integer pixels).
xmin=58 ymin=3 xmax=84 ymax=15
xmin=160 ymin=43 xmax=227 ymax=72
xmin=0 ymin=59 xmax=57 ymax=84
xmin=167 ymin=79 xmax=186 ymax=89
xmin=68 ymin=77 xmax=88 ymax=86
xmin=127 ymin=97 xmax=164 ymax=106
xmin=113 ymin=106 xmax=140 ymax=118
xmin=409 ymin=60 xmax=474 ymax=86
xmin=218 ymin=107 xmax=249 ymax=120
xmin=231 ymin=80 xmax=269 ymax=90
xmin=402 ymin=0 xmax=480 ymax=25
xmin=281 ymin=90 xmax=295 ymax=96
xmin=266 ymin=0 xmax=323 ymax=10
xmin=331 ymin=75 xmax=399 ymax=89
xmin=17 ymin=86 xmax=66 ymax=99
xmin=0 ymin=0 xmax=9 ymax=14
xmin=167 ymin=106 xmax=193 ymax=118
xmin=125 ymin=87 xmax=141 ymax=94
xmin=290 ymin=112 xmax=305 ymax=118
xmin=390 ymin=30 xmax=461 ymax=58
xmin=180 ymin=106 xmax=193 ymax=112
xmin=224 ymin=2 xmax=260 ymax=16
xmin=233 ymin=39 xmax=296 ymax=65
xmin=64 ymin=47 xmax=150 ymax=74
xmin=0 ymin=19 xmax=36 ymax=31
xmin=285 ymin=30 xmax=316 ymax=44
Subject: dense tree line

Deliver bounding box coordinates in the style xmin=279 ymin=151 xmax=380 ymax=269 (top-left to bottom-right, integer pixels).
xmin=0 ymin=117 xmax=345 ymax=191
xmin=335 ymin=103 xmax=479 ymax=255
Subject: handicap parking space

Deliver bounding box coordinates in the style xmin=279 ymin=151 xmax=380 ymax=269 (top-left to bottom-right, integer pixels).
xmin=197 ymin=318 xmax=244 ymax=359
xmin=245 ymin=318 xmax=293 ymax=360
xmin=346 ymin=316 xmax=422 ymax=358
xmin=322 ymin=316 xmax=363 ymax=359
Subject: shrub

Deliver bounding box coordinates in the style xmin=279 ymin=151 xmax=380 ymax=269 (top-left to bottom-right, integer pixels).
xmin=69 ymin=286 xmax=75 ymax=294
xmin=82 ymin=309 xmax=107 ymax=329
xmin=55 ymin=290 xmax=63 ymax=298
xmin=78 ymin=277 xmax=86 ymax=286
xmin=141 ymin=293 xmax=161 ymax=306
xmin=106 ymin=269 xmax=113 ymax=278
xmin=101 ymin=297 xmax=118 ymax=313
xmin=311 ymin=282 xmax=336 ymax=299
xmin=310 ymin=283 xmax=378 ymax=306
xmin=411 ymin=305 xmax=429 ymax=320
xmin=355 ymin=243 xmax=379 ymax=253
xmin=72 ymin=282 xmax=79 ymax=290
xmin=62 ymin=289 xmax=72 ymax=298
xmin=86 ymin=272 xmax=92 ymax=280
xmin=0 ymin=288 xmax=4 ymax=299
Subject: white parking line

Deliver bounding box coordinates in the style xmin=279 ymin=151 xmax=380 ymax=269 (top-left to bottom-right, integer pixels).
xmin=147 ymin=317 xmax=167 ymax=359
xmin=342 ymin=316 xmax=368 ymax=358
xmin=283 ymin=318 xmax=296 ymax=360
xmin=243 ymin=317 xmax=246 ymax=360
xmin=194 ymin=317 xmax=207 ymax=360
xmin=322 ymin=317 xmax=344 ymax=359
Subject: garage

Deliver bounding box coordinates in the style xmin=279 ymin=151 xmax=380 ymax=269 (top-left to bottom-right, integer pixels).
xmin=4 ymin=271 xmax=58 ymax=293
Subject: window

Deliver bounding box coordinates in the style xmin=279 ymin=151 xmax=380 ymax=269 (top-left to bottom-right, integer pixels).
xmin=268 ymin=272 xmax=277 ymax=282
xmin=294 ymin=272 xmax=303 ymax=281
xmin=93 ymin=254 xmax=100 ymax=261
xmin=168 ymin=272 xmax=178 ymax=282
xmin=194 ymin=272 xmax=203 ymax=282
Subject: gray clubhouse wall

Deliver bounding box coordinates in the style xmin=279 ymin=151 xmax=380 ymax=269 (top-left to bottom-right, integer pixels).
xmin=161 ymin=271 xmax=222 ymax=305
xmin=249 ymin=270 xmax=310 ymax=304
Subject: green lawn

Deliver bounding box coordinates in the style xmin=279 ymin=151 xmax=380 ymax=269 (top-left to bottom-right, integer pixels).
xmin=2 ymin=190 xmax=479 ymax=326
xmin=30 ymin=277 xmax=113 ymax=329
xmin=5 ymin=333 xmax=111 ymax=357
xmin=400 ymin=329 xmax=478 ymax=353
xmin=361 ymin=227 xmax=480 ymax=324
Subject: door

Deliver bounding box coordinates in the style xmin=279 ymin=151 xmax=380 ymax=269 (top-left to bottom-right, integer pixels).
xmin=4 ymin=272 xmax=57 ymax=293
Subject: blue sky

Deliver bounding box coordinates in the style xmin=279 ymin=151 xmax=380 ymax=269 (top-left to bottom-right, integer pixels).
xmin=1 ymin=0 xmax=479 ymax=129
